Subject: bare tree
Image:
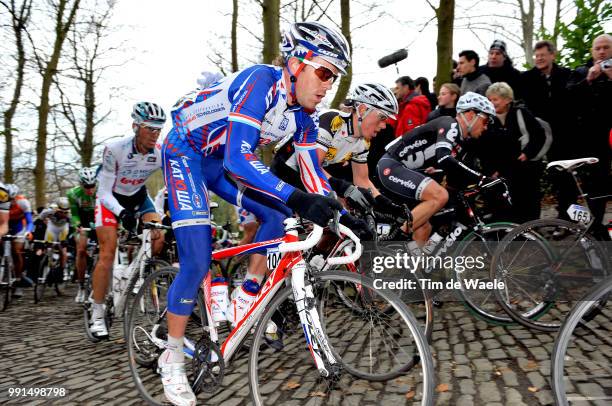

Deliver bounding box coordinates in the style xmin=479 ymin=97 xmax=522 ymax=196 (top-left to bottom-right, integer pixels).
xmin=262 ymin=0 xmax=280 ymax=63
xmin=517 ymin=0 xmax=535 ymax=65
xmin=55 ymin=0 xmax=120 ymax=166
xmin=426 ymin=0 xmax=455 ymax=93
xmin=0 ymin=0 xmax=33 ymax=183
xmin=231 ymin=0 xmax=239 ymax=72
xmin=330 ymin=0 xmax=352 ymax=108
xmin=30 ymin=0 xmax=81 ymax=207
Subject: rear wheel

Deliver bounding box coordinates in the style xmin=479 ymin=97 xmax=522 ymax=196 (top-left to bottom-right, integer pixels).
xmin=1 ymin=257 xmax=11 ymax=311
xmin=34 ymin=256 xmax=49 ymax=304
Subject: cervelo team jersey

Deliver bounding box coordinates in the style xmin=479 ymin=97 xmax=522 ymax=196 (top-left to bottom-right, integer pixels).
xmin=40 ymin=208 xmax=71 ymax=227
xmin=385 ymin=116 xmax=482 ymax=184
xmin=98 ymin=136 xmax=161 ymax=216
xmin=170 ymin=64 xmax=330 ymax=200
xmin=276 ymin=110 xmax=369 ymax=170
xmin=67 ymin=186 xmax=95 ymax=227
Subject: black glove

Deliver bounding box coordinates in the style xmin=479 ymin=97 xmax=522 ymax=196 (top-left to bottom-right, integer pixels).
xmin=286 ymin=189 xmax=343 ymax=227
xmin=374 ymin=194 xmax=411 ymax=221
xmin=344 ymin=185 xmax=375 ymax=211
xmin=119 ymin=209 xmax=137 ymax=232
xmin=340 ymin=213 xmax=375 ymax=241
xmin=328 ymin=176 xmax=352 ymax=195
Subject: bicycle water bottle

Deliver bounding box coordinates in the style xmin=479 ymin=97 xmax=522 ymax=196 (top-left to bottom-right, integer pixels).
xmin=211 ymin=277 xmax=229 ymax=324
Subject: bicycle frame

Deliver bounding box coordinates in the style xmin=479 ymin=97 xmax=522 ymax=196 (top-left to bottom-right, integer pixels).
xmin=0 ymin=237 xmax=15 ymax=286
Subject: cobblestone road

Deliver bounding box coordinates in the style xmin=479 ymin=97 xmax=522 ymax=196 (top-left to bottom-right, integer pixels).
xmin=2 ymin=281 xmax=609 ymax=406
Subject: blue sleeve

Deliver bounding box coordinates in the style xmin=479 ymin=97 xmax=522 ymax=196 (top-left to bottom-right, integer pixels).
xmin=223 ymin=67 xmax=296 ymax=203
xmin=24 ymin=212 xmax=34 ymax=233
xmin=292 ymin=112 xmax=332 ymax=196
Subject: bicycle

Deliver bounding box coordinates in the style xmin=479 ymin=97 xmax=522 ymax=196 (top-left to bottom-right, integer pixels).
xmin=551 ymin=274 xmax=612 ymax=405
xmin=0 ymin=235 xmax=20 ymax=311
xmin=84 ymin=221 xmax=170 ymax=342
xmin=32 ymin=240 xmax=67 ymax=303
xmin=490 ymin=157 xmax=611 ymax=331
xmin=127 ymin=217 xmax=435 ymax=405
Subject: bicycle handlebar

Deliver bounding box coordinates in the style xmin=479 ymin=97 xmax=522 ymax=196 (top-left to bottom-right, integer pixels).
xmin=142 ymin=222 xmax=172 ymax=231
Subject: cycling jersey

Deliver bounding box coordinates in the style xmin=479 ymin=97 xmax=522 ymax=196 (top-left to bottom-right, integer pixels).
xmin=9 ymin=195 xmax=34 ymax=235
xmin=67 ymin=186 xmax=95 ymax=228
xmin=40 ymin=208 xmax=71 ymax=227
xmin=384 ymin=116 xmax=482 ymax=184
xmin=97 ymin=136 xmax=161 ymax=216
xmin=0 ymin=189 xmax=10 ymax=212
xmin=164 ymin=64 xmax=329 ymax=316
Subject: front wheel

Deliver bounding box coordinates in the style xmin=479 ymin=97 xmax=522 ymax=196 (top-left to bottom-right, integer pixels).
xmin=1 ymin=257 xmax=11 ymax=311
xmin=34 ymin=256 xmax=50 ymax=304
xmin=249 ymin=270 xmax=435 ymax=406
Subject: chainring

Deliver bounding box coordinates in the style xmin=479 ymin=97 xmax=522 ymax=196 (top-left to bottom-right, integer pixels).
xmin=191 ymin=334 xmax=225 ymax=394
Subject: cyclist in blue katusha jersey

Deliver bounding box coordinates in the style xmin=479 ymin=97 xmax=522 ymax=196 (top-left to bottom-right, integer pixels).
xmin=159 ymin=21 xmax=354 ymax=405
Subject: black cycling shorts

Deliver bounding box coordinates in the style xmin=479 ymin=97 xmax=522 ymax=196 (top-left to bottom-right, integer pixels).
xmin=376 ymin=154 xmax=433 ymax=201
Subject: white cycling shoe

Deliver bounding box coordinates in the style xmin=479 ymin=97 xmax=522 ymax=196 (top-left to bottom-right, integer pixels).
xmin=75 ymin=287 xmax=85 ymax=303
xmin=158 ymin=350 xmax=196 ymax=406
xmin=90 ymin=318 xmax=109 ymax=338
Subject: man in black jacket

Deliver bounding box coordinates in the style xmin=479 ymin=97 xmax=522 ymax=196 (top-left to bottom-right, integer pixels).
xmin=481 ymin=40 xmax=523 ymax=99
xmin=566 ymin=34 xmax=612 ymax=238
xmin=521 ymin=40 xmax=574 ymax=220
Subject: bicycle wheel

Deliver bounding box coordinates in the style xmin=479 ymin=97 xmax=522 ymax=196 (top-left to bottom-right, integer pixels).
xmin=122 ymin=258 xmax=170 ymax=337
xmin=1 ymin=257 xmax=10 ymax=311
xmin=492 ymin=219 xmax=609 ymax=332
xmin=249 ymin=270 xmax=435 ymax=405
xmin=552 ymin=276 xmax=612 ymax=405
xmin=127 ymin=266 xmax=207 ymax=405
xmin=455 ymin=222 xmax=527 ymax=325
xmin=34 ymin=256 xmax=49 ymax=304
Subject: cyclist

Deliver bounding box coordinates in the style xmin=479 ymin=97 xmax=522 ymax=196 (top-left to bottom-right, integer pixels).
xmin=377 ymin=92 xmax=496 ymax=244
xmin=160 ymin=21 xmax=349 ymax=406
xmin=235 ymin=206 xmax=258 ymax=246
xmin=39 ymin=197 xmax=72 ymax=275
xmin=89 ymin=102 xmax=166 ymax=339
xmin=0 ymin=183 xmax=10 ymax=236
xmin=67 ymin=167 xmax=98 ymax=303
xmin=7 ymin=184 xmax=34 ymax=297
xmin=272 ymin=82 xmax=409 ymax=219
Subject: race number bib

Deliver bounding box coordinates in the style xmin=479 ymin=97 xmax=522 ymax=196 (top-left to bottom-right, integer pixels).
xmin=567 ymin=204 xmax=591 ymax=224
xmin=266 ymin=247 xmax=282 ymax=270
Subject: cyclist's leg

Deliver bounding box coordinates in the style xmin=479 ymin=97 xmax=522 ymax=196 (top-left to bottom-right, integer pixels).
xmin=75 ymin=229 xmax=88 ymax=283
xmin=237 ymin=207 xmax=258 ymax=245
xmin=10 ymin=223 xmax=26 ymax=281
xmin=58 ymin=224 xmax=69 ymax=269
xmin=377 ymin=155 xmax=448 ymax=245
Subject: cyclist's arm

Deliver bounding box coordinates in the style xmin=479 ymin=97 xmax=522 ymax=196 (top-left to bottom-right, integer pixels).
xmin=67 ymin=190 xmax=81 ymax=227
xmin=223 ymin=69 xmax=296 ymax=203
xmin=351 ymin=162 xmax=381 ymax=197
xmin=436 ymin=145 xmax=482 ymax=185
xmin=293 ymin=117 xmax=332 ymax=196
xmin=18 ymin=198 xmax=34 ymax=233
xmin=98 ymin=146 xmax=125 ymax=215
xmin=0 ymin=210 xmax=8 ymax=236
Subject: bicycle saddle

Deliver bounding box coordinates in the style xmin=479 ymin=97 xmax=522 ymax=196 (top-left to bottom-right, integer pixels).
xmin=547 ymin=157 xmax=599 ymax=171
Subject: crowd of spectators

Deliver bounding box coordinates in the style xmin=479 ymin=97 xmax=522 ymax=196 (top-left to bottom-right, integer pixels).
xmin=368 ymin=34 xmax=612 ymax=235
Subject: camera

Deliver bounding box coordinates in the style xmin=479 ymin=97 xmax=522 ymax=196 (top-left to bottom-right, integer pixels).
xmin=601 ymin=58 xmax=612 ymax=69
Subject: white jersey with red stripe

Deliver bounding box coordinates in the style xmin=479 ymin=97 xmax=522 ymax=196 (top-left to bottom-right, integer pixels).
xmin=98 ymin=136 xmax=162 ymax=216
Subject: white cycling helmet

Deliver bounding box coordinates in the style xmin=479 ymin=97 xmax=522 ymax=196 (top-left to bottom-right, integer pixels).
xmin=348 ymin=83 xmax=399 ymax=120
xmin=57 ymin=197 xmax=70 ymax=211
xmin=6 ymin=183 xmax=19 ymax=199
xmin=131 ymin=102 xmax=167 ymax=129
xmin=281 ymin=21 xmax=351 ymax=75
xmin=456 ymin=92 xmax=496 ymax=117
xmin=79 ymin=167 xmax=97 ymax=187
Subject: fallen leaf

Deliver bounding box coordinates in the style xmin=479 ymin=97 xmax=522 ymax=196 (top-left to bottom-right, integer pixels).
xmin=436 ymin=383 xmax=449 ymax=392
xmin=528 ymin=386 xmax=539 ymax=393
xmin=406 ymin=391 xmax=416 ymax=399
xmin=285 ymin=381 xmax=301 ymax=389
xmin=526 ymin=360 xmax=538 ymax=369
xmin=310 ymin=391 xmax=327 ymax=397
xmin=495 ymin=370 xmax=502 ymax=376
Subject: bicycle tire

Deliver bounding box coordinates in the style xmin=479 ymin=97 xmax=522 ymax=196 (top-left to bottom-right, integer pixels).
xmin=34 ymin=256 xmax=49 ymax=304
xmin=1 ymin=256 xmax=10 ymax=311
xmin=551 ymin=276 xmax=612 ymax=405
xmin=127 ymin=266 xmax=207 ymax=405
xmin=492 ymin=218 xmax=609 ymax=332
xmin=249 ymin=270 xmax=435 ymax=405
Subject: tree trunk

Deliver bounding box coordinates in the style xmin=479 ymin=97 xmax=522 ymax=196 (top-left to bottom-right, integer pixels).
xmin=434 ymin=0 xmax=455 ymax=94
xmin=262 ymin=0 xmax=280 ymax=64
xmin=517 ymin=0 xmax=535 ymax=66
xmin=231 ymin=0 xmax=239 ymax=72
xmin=34 ymin=0 xmax=81 ymax=207
xmin=2 ymin=0 xmax=31 ymax=183
xmin=552 ymin=0 xmax=562 ymax=49
xmin=330 ymin=0 xmax=352 ymax=109
xmin=82 ymin=72 xmax=95 ymax=166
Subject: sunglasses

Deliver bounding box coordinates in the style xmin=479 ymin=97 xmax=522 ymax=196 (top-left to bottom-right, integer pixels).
xmin=83 ymin=184 xmax=96 ymax=189
xmin=141 ymin=124 xmax=162 ymax=133
xmin=299 ymin=58 xmax=339 ymax=83
xmin=477 ymin=113 xmax=494 ymax=124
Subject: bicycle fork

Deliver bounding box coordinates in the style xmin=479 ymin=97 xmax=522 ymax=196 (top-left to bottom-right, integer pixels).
xmin=291 ymin=261 xmax=339 ymax=378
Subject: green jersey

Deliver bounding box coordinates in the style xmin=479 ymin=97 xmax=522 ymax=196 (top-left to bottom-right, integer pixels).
xmin=66 ymin=186 xmax=96 ymax=228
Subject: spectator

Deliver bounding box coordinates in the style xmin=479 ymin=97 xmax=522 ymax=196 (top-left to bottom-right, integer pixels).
xmin=486 ymin=82 xmax=546 ymax=223
xmin=481 ymin=40 xmax=523 ymax=98
xmin=415 ymin=77 xmax=437 ymax=109
xmin=458 ymin=50 xmax=491 ymax=95
xmin=391 ymin=76 xmax=431 ymax=136
xmin=521 ymin=40 xmax=574 ymax=220
xmin=566 ymin=33 xmax=612 ymax=238
xmin=427 ymin=83 xmax=459 ymax=121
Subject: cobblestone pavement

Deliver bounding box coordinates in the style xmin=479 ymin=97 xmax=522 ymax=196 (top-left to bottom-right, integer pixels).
xmin=2 ymin=282 xmax=610 ymax=406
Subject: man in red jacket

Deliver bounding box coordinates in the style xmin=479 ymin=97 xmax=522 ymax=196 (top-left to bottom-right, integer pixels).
xmin=391 ymin=76 xmax=432 ymax=137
